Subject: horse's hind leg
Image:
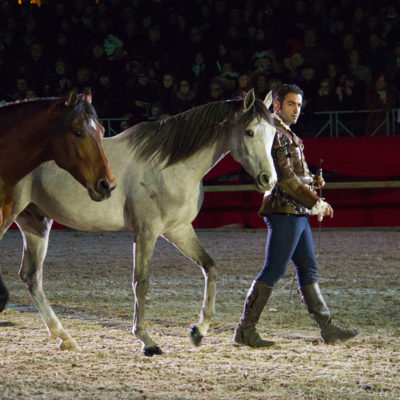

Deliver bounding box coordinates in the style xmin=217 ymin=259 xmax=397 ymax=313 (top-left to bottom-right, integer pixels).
xmin=16 ymin=205 xmax=80 ymax=351
xmin=163 ymin=224 xmax=217 ymax=347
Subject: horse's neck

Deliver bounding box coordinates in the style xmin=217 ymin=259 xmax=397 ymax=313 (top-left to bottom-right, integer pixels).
xmin=179 ymin=139 xmax=228 ymax=181
xmin=0 ymin=121 xmax=51 ymax=185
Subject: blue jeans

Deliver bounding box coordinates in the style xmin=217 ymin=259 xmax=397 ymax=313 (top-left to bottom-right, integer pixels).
xmin=256 ymin=214 xmax=318 ymax=288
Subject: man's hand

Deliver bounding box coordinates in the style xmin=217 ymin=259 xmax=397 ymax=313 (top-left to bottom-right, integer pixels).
xmin=321 ymin=201 xmax=334 ymax=221
xmin=312 ymin=174 xmax=325 ymax=190
xmin=311 ymin=199 xmax=334 ymax=222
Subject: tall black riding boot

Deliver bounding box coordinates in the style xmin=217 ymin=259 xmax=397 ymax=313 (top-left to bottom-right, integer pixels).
xmin=0 ymin=273 xmax=9 ymax=312
xmin=299 ymin=282 xmax=360 ymax=344
xmin=234 ymin=280 xmax=275 ymax=348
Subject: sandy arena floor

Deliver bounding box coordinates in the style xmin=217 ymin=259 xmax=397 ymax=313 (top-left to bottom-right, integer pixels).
xmin=0 ymin=228 xmax=399 ymax=399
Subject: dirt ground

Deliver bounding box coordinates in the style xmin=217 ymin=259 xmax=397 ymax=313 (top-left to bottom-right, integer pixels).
xmin=0 ymin=228 xmax=399 ymax=400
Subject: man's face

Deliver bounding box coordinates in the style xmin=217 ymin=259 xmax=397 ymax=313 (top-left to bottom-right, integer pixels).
xmin=163 ymin=74 xmax=173 ymax=88
xmin=274 ymin=92 xmax=302 ymax=126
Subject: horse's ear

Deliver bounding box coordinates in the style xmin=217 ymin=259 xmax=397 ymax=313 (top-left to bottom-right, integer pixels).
xmin=263 ymin=90 xmax=273 ymax=109
xmin=64 ymin=89 xmax=79 ymax=107
xmin=81 ymin=88 xmax=93 ymax=104
xmin=243 ymin=89 xmax=256 ymax=112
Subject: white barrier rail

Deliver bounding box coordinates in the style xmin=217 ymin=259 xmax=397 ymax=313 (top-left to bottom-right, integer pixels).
xmin=204 ymin=181 xmax=400 ymax=192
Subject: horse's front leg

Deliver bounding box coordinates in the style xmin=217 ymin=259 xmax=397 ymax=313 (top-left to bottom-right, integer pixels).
xmin=0 ymin=186 xmax=13 ymax=228
xmin=0 ymin=192 xmax=30 ymax=312
xmin=0 ymin=273 xmax=9 ymax=312
xmin=132 ymin=232 xmax=160 ymax=356
xmin=163 ymin=224 xmax=217 ymax=347
xmin=16 ymin=206 xmax=80 ymax=351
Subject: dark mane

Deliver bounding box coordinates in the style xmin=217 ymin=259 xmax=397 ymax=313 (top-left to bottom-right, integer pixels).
xmin=59 ymin=99 xmax=99 ymax=129
xmin=0 ymin=96 xmax=98 ymax=129
xmin=129 ymin=97 xmax=271 ymax=166
xmin=0 ymin=96 xmax=59 ymax=109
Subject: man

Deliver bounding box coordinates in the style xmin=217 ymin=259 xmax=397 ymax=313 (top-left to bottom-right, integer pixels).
xmin=234 ymin=84 xmax=359 ymax=348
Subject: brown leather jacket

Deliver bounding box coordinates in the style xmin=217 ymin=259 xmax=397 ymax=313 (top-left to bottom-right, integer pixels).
xmin=259 ymin=129 xmax=320 ymax=216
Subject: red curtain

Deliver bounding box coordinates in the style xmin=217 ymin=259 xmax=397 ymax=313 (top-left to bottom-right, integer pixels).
xmin=198 ymin=137 xmax=400 ymax=228
xmin=302 ymin=137 xmax=400 ymax=177
xmin=204 ymin=136 xmax=400 ymax=181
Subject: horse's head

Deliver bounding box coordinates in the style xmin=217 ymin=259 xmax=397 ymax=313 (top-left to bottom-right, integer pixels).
xmin=53 ymin=88 xmax=115 ymax=201
xmin=229 ymin=89 xmax=277 ymax=192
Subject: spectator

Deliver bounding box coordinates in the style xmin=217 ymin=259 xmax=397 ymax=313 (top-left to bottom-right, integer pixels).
xmin=233 ymin=72 xmax=253 ymax=97
xmin=187 ymin=26 xmax=207 ymax=59
xmin=209 ymin=41 xmax=232 ymax=77
xmin=49 ymin=32 xmax=75 ymax=64
xmin=366 ymin=33 xmax=390 ymax=78
xmin=325 ymin=62 xmax=342 ymax=89
xmin=129 ymin=67 xmax=159 ymax=122
xmin=74 ymin=66 xmax=96 ymax=90
xmin=335 ymin=74 xmax=365 ymax=135
xmin=205 ymin=78 xmax=226 ymax=103
xmin=254 ymin=73 xmax=269 ymax=99
xmin=252 ymin=52 xmax=273 ymax=77
xmin=296 ymin=63 xmax=319 ymax=106
xmin=245 ymin=27 xmax=268 ymax=60
xmin=338 ymin=32 xmax=357 ymax=66
xmin=92 ymin=73 xmax=121 ymax=118
xmin=385 ymin=40 xmax=400 ymax=93
xmin=366 ymin=74 xmax=396 ymax=135
xmin=301 ymin=27 xmax=328 ymax=69
xmin=46 ymin=59 xmax=73 ymax=96
xmin=171 ymin=78 xmax=198 ymax=114
xmin=329 ymin=16 xmax=347 ymax=54
xmin=220 ymin=72 xmax=239 ymax=98
xmin=147 ymin=102 xmax=162 ymax=121
xmin=335 ymin=74 xmax=365 ymax=110
xmin=158 ymin=72 xmax=176 ymax=116
xmin=309 ymin=78 xmax=338 ymax=137
xmin=23 ymin=42 xmax=49 ymax=95
xmin=140 ymin=24 xmax=164 ymax=73
xmin=313 ymin=78 xmax=337 ymax=111
xmin=266 ymin=77 xmax=283 ymax=94
xmin=7 ymin=77 xmax=30 ymax=100
xmin=87 ymin=43 xmax=110 ymax=75
xmin=25 ymin=88 xmax=37 ymax=99
xmin=283 ymin=52 xmax=304 ymax=81
xmin=347 ymin=49 xmax=372 ymax=87
xmin=351 ymin=7 xmax=367 ymax=38
xmin=188 ymin=52 xmax=209 ymax=98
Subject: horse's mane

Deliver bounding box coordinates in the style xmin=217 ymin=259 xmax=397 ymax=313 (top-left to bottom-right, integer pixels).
xmin=0 ymin=95 xmax=98 ymax=128
xmin=127 ymin=97 xmax=271 ymax=166
xmin=0 ymin=96 xmax=59 ymax=109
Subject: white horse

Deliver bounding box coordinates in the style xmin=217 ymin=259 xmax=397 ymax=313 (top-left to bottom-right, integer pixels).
xmin=0 ymin=90 xmax=278 ymax=356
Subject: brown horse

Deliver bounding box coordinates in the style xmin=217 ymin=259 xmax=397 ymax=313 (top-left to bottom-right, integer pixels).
xmin=0 ymin=88 xmax=115 ymax=227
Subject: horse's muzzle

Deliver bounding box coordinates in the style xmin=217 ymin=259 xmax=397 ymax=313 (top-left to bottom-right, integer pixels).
xmin=89 ymin=178 xmax=116 ymax=201
xmin=255 ymin=172 xmax=276 ymax=192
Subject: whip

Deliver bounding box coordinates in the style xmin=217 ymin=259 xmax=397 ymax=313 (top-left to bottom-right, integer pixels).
xmin=316 ymin=159 xmax=324 ymax=259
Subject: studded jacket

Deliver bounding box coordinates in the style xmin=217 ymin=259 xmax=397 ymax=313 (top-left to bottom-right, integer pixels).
xmin=258 ymin=118 xmax=320 ymax=216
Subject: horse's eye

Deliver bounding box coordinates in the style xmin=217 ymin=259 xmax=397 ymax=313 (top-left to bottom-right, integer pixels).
xmin=246 ymin=130 xmax=254 ymax=137
xmin=73 ymin=130 xmax=85 ymax=138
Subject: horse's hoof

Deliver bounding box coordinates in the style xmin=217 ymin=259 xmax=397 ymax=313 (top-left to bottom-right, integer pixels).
xmin=190 ymin=325 xmax=203 ymax=347
xmin=59 ymin=338 xmax=81 ymax=352
xmin=143 ymin=346 xmax=163 ymax=357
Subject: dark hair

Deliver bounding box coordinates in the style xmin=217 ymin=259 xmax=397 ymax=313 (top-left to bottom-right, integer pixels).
xmin=273 ymin=84 xmax=303 ymax=104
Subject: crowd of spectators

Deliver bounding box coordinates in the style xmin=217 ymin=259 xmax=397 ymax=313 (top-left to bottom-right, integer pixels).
xmin=1 ymin=0 xmax=400 ymax=135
